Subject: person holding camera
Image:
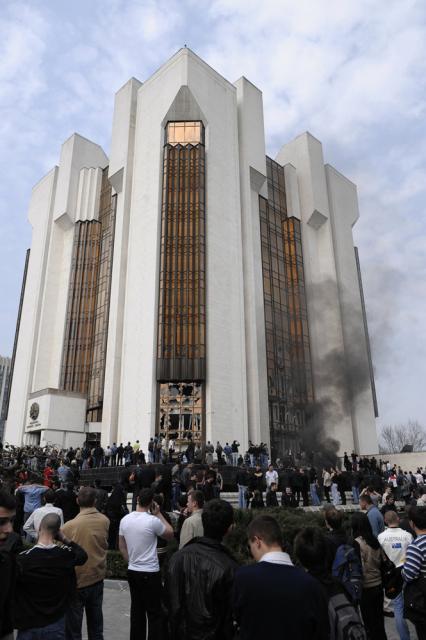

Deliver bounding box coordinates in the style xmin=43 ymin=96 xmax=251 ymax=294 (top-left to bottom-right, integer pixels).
xmin=119 ymin=488 xmax=174 ymax=640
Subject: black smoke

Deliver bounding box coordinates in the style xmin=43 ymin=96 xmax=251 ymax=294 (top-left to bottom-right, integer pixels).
xmin=298 ymin=279 xmax=375 ymax=469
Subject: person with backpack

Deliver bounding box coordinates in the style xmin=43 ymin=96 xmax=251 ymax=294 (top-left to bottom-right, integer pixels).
xmin=324 ymin=509 xmax=363 ymax=606
xmin=402 ymin=506 xmax=426 ymax=640
xmin=378 ymin=510 xmax=412 ymax=640
xmin=294 ymin=526 xmax=366 ymax=640
xmin=351 ymin=512 xmax=388 ymax=640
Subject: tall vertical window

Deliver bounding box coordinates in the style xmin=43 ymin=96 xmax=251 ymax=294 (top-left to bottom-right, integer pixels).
xmin=260 ymin=157 xmax=314 ymax=458
xmin=156 ymin=121 xmax=206 ymax=443
xmin=87 ymin=169 xmax=116 ymax=422
xmin=61 ymin=168 xmax=116 ymax=422
xmin=61 ymin=222 xmax=101 ymax=393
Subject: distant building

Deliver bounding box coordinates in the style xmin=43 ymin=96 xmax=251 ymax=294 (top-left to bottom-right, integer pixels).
xmin=5 ymin=48 xmax=378 ymax=457
xmin=0 ymin=356 xmax=11 ymax=442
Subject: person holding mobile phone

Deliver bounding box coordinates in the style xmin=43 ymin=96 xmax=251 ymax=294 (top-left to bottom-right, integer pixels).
xmin=13 ymin=513 xmax=87 ymax=639
xmin=119 ymin=488 xmax=174 ymax=640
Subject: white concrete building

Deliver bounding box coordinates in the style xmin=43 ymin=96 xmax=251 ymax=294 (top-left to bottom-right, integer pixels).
xmin=5 ymin=48 xmax=378 ymax=456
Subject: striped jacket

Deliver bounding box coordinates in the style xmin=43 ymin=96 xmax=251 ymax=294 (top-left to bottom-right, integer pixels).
xmin=402 ymin=534 xmax=426 ymax=582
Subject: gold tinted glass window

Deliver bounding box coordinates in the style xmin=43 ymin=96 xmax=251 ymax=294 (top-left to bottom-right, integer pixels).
xmin=61 ymin=222 xmax=101 ymax=394
xmin=259 ymin=157 xmax=314 ymax=459
xmin=86 ymin=168 xmax=116 ymax=423
xmin=166 ymin=121 xmax=203 ymax=145
xmin=61 ymin=167 xmax=116 ymax=424
xmin=157 ymin=122 xmax=206 ymax=382
xmin=157 ymin=122 xmax=206 ymax=442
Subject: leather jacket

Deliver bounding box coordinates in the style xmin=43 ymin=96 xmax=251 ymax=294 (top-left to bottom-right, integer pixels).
xmin=167 ymin=536 xmax=238 ymax=639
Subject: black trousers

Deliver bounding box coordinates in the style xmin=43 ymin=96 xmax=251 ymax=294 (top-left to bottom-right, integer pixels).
xmin=127 ymin=570 xmax=163 ymax=640
xmin=415 ymin=622 xmax=426 ymax=640
xmin=107 ymin=517 xmax=121 ymax=550
xmin=360 ymin=584 xmax=387 ymax=640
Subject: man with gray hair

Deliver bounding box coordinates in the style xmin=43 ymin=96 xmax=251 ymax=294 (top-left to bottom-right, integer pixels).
xmin=14 ymin=512 xmax=87 ymax=638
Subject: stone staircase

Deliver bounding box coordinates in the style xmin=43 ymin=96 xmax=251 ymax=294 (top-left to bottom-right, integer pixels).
xmin=219 ymin=491 xmax=362 ymax=511
xmin=126 ymin=491 xmax=406 ymax=513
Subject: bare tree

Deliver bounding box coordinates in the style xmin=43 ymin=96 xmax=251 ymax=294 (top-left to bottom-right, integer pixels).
xmin=379 ymin=420 xmax=426 ymax=453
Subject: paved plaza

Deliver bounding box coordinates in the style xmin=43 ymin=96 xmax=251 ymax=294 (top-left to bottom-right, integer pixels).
xmin=81 ymin=580 xmax=418 ymax=640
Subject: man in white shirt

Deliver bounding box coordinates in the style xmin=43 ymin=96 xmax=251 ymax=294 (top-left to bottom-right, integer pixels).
xmin=417 ymin=487 xmax=426 ymax=506
xmin=265 ymin=464 xmax=278 ymax=489
xmin=104 ymin=446 xmax=112 ymax=466
xmin=415 ymin=469 xmax=424 ymax=485
xmin=378 ymin=510 xmax=413 ymax=640
xmin=23 ymin=489 xmax=64 ymax=541
xmin=119 ymin=488 xmax=173 ymax=640
xmin=179 ymin=490 xmax=204 ymax=549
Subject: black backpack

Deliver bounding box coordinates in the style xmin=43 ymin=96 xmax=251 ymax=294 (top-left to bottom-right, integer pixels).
xmin=328 ymin=592 xmax=366 ymax=640
xmin=332 ymin=544 xmax=363 ymax=604
xmin=404 ymin=576 xmax=426 ymax=623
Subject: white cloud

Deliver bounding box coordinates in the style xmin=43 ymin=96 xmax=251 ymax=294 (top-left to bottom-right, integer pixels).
xmin=0 ymin=0 xmax=425 ymax=430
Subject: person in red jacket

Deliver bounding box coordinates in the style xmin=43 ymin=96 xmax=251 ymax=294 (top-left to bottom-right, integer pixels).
xmin=43 ymin=465 xmax=53 ymax=488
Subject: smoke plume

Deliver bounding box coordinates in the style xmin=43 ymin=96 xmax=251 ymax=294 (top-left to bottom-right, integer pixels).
xmin=299 ymin=279 xmax=375 ymax=468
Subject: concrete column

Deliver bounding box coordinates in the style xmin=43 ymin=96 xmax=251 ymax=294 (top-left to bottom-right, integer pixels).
xmin=235 ymin=76 xmax=269 ymax=450
xmin=276 ymin=133 xmax=355 ymax=454
xmin=5 ymin=168 xmax=57 ymax=444
xmin=102 ymin=78 xmax=142 ymax=447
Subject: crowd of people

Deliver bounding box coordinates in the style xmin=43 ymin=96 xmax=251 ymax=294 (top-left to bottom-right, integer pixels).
xmin=0 ymin=437 xmax=256 ymax=470
xmin=1 ymin=483 xmax=426 ymax=640
xmin=1 ymin=440 xmax=426 ymax=639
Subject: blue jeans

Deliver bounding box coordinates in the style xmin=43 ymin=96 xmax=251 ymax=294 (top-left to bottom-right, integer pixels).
xmin=65 ymin=581 xmax=104 ymax=640
xmin=238 ymin=485 xmax=248 ymax=508
xmin=352 ymin=486 xmax=360 ymax=504
xmin=393 ymin=591 xmax=410 ymax=640
xmin=171 ymin=483 xmax=181 ymax=510
xmin=310 ymin=483 xmax=320 ymax=506
xmin=18 ymin=616 xmax=65 ymax=639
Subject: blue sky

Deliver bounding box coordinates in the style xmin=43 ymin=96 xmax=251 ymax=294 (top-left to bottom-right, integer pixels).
xmin=0 ymin=0 xmax=425 ymax=435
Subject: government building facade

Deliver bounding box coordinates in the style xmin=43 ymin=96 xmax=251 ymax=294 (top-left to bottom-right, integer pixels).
xmin=4 ymin=48 xmax=379 ymax=458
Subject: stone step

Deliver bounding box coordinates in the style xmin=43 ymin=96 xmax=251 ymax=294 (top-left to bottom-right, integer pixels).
xmin=126 ymin=491 xmax=406 ymax=512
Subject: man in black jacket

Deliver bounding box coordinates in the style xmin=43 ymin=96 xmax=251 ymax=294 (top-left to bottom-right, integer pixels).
xmin=0 ymin=489 xmax=21 ymax=640
xmin=14 ymin=512 xmax=87 ymax=638
xmin=233 ymin=515 xmax=329 ymax=640
xmin=131 ymin=462 xmax=156 ymax=511
xmin=167 ymin=499 xmax=238 ymax=639
xmin=54 ymin=482 xmax=79 ymax=523
xmin=236 ymin=466 xmax=250 ymax=509
xmin=265 ymin=482 xmax=279 ymax=507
